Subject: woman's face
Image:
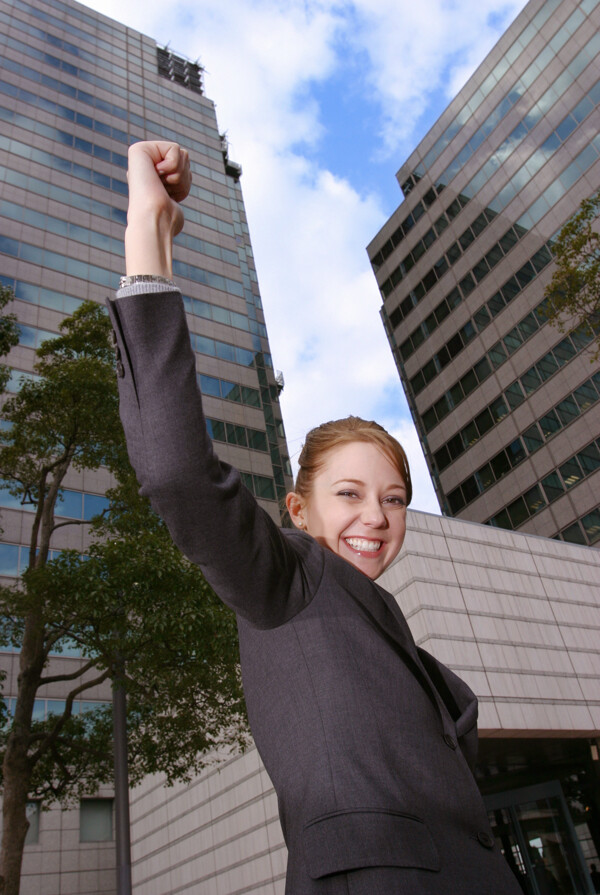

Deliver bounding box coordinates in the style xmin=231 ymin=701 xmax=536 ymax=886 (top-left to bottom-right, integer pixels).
xmin=287 ymin=441 xmax=408 ymax=580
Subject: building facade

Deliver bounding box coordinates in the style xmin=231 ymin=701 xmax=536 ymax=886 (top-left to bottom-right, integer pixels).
xmin=367 ymin=0 xmax=600 ymax=546
xmin=0 ymin=0 xmax=292 ymax=891
xmin=129 ymin=510 xmax=600 ymax=895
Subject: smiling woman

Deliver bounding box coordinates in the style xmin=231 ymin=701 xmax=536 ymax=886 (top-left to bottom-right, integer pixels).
xmin=108 ymin=140 xmax=524 ymax=895
xmin=286 ymin=432 xmax=409 ymax=580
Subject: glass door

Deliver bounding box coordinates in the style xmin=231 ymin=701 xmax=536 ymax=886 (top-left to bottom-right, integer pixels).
xmin=485 ymin=781 xmax=595 ymax=895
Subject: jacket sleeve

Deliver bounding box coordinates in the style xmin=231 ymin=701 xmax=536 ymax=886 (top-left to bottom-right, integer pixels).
xmin=107 ymin=290 xmax=323 ymax=628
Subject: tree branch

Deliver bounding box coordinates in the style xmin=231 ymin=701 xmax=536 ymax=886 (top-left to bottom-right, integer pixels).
xmin=39 ymin=657 xmax=99 ymax=686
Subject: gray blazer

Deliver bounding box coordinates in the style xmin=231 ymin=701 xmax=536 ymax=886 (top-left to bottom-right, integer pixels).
xmin=108 ymin=291 xmax=522 ymax=895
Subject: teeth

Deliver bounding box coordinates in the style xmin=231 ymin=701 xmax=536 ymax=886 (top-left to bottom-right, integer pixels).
xmin=345 ymin=538 xmax=381 ymax=552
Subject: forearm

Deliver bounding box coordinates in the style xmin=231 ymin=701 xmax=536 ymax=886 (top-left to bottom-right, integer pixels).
xmin=123 ymin=141 xmax=190 ymax=278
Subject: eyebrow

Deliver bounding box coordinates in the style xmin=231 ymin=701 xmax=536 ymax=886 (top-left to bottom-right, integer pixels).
xmin=332 ymin=478 xmax=406 ymax=491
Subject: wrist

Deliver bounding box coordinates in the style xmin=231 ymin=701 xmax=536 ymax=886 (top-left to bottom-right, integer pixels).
xmin=124 ymin=210 xmax=177 ymax=278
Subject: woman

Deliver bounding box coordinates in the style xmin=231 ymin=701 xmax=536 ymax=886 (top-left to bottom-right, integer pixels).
xmin=109 ymin=141 xmax=522 ymax=894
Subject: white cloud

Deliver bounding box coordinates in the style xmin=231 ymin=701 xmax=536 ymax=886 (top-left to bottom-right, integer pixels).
xmin=81 ymin=0 xmax=528 ymax=513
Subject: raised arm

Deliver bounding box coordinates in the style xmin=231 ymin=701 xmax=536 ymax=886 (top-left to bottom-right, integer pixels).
xmin=109 ymin=142 xmax=323 ymax=627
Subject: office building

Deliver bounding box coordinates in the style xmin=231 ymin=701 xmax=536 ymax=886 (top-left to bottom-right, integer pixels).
xmin=367 ymin=0 xmax=600 ymax=545
xmin=0 ymin=0 xmax=292 ymax=891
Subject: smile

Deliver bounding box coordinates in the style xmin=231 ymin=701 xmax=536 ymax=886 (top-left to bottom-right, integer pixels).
xmin=344 ymin=537 xmax=383 ymax=553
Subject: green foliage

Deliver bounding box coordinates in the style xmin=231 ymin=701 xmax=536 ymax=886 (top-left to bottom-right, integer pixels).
xmin=0 ymin=299 xmax=247 ymax=826
xmin=543 ymin=190 xmax=600 ymax=359
xmin=0 ymin=285 xmax=19 ymax=393
xmin=0 ymin=301 xmax=128 ymax=515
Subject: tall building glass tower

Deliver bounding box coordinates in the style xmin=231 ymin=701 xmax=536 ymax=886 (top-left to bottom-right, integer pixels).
xmin=368 ymin=0 xmax=600 ymax=546
xmin=0 ymin=0 xmax=292 ymax=889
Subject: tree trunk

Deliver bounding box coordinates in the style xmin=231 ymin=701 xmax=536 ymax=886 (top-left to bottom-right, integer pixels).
xmin=0 ymin=611 xmax=45 ymax=895
xmin=0 ymin=735 xmax=31 ymax=895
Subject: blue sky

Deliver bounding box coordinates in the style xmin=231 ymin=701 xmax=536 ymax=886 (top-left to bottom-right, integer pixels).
xmin=83 ymin=0 xmax=527 ymax=513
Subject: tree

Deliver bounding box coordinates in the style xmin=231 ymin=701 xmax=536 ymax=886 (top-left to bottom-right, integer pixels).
xmin=0 ymin=303 xmax=247 ymax=895
xmin=0 ymin=286 xmax=19 ymax=395
xmin=543 ymin=190 xmax=600 ymax=359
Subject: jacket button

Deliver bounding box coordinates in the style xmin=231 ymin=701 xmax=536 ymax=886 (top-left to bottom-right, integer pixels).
xmin=116 ymin=359 xmax=125 ymax=378
xmin=110 ymin=329 xmax=118 ymax=346
xmin=477 ymin=831 xmax=494 ymax=849
xmin=443 ymin=733 xmax=457 ymax=750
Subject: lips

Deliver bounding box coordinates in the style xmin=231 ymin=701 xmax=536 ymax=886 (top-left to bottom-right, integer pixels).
xmin=344 ymin=537 xmax=383 ymax=553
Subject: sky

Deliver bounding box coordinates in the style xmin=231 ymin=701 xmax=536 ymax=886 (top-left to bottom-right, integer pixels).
xmin=83 ymin=0 xmax=527 ymax=513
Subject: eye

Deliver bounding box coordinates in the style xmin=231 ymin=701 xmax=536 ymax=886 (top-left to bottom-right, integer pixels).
xmin=337 ymin=490 xmax=358 ymax=499
xmin=383 ymin=495 xmax=406 ymax=506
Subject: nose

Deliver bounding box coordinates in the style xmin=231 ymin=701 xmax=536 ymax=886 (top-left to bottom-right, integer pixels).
xmin=360 ymin=496 xmax=387 ymax=528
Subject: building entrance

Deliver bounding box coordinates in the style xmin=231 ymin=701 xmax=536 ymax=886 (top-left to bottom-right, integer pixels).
xmin=485 ymin=781 xmax=595 ymax=895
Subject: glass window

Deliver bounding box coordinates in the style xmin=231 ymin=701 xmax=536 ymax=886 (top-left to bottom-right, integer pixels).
xmin=446 ymin=242 xmax=461 ymax=265
xmin=472 ymin=259 xmax=489 ymax=282
xmin=490 ymin=451 xmax=511 ymax=480
xmin=556 ymin=396 xmax=579 ymax=426
xmin=0 ymin=544 xmax=20 ymax=577
xmin=447 ymin=435 xmax=464 ymax=461
xmin=56 ymin=490 xmax=83 ymax=519
xmin=553 ymin=338 xmax=576 ymax=366
xmin=80 ymin=799 xmax=113 ymax=842
xmin=449 ymin=383 xmax=463 ymax=406
xmin=524 ymin=485 xmax=545 ymax=516
xmin=523 ymin=424 xmax=543 ymax=453
xmin=541 ymin=472 xmax=564 ymax=503
xmin=537 ymin=352 xmax=558 ymax=381
xmin=489 ymin=397 xmax=508 ymax=424
xmin=501 ymin=277 xmax=520 ymax=303
xmin=531 ymin=246 xmax=552 ymax=272
xmin=253 ymin=475 xmax=276 ymax=501
xmin=577 ymin=442 xmax=600 ymax=474
xmin=570 ymin=325 xmax=593 ymax=352
xmin=83 ymin=494 xmax=109 ymax=521
xmin=198 ymin=375 xmax=221 ymax=398
xmin=518 ymin=313 xmax=539 ymax=339
xmin=499 ymin=228 xmax=518 ymax=253
xmin=435 ymin=300 xmax=450 ymax=325
xmin=559 ymin=456 xmax=583 ymax=489
xmin=521 ymin=366 xmax=541 ymax=395
xmin=505 ymin=439 xmax=525 ymax=467
xmin=462 ymin=421 xmax=479 ymax=448
xmin=573 ymin=380 xmax=597 ymax=411
xmin=507 ymin=497 xmax=528 ymax=527
xmin=487 ymin=293 xmax=505 ymax=318
xmin=489 ymin=509 xmax=512 ymax=530
xmin=448 ymin=487 xmax=465 ymax=514
xmin=561 ymin=522 xmax=586 ymax=545
xmin=471 ymin=213 xmax=487 ymax=236
xmin=474 ymin=356 xmax=491 ymax=382
xmin=461 ymin=476 xmax=480 ymax=504
xmin=474 ymin=306 xmax=491 ymax=331
xmin=434 ymin=445 xmax=451 ymax=472
xmin=241 ymin=386 xmax=261 ymax=408
xmin=515 ymin=262 xmax=535 ymax=288
xmin=220 ymin=381 xmax=241 ymax=402
xmin=447 ymin=287 xmax=462 ymax=310
xmin=475 ymin=408 xmax=493 ymax=436
xmin=247 ymin=429 xmax=268 ymax=452
xmin=581 ymin=509 xmax=600 ymax=545
xmin=459 ymin=273 xmax=476 ymax=297
xmin=423 ymin=408 xmax=437 ymax=432
xmin=539 ymin=410 xmax=561 ymax=439
xmin=209 ymin=419 xmax=226 ymax=442
xmin=459 ymin=228 xmax=475 ymax=251
xmin=503 ymin=328 xmax=523 ymax=354
xmin=460 ymin=368 xmax=478 ymax=396
xmin=476 ymin=464 xmax=494 ymax=491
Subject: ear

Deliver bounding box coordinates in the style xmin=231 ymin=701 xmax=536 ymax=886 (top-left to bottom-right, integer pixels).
xmin=286 ymin=492 xmax=307 ymax=531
